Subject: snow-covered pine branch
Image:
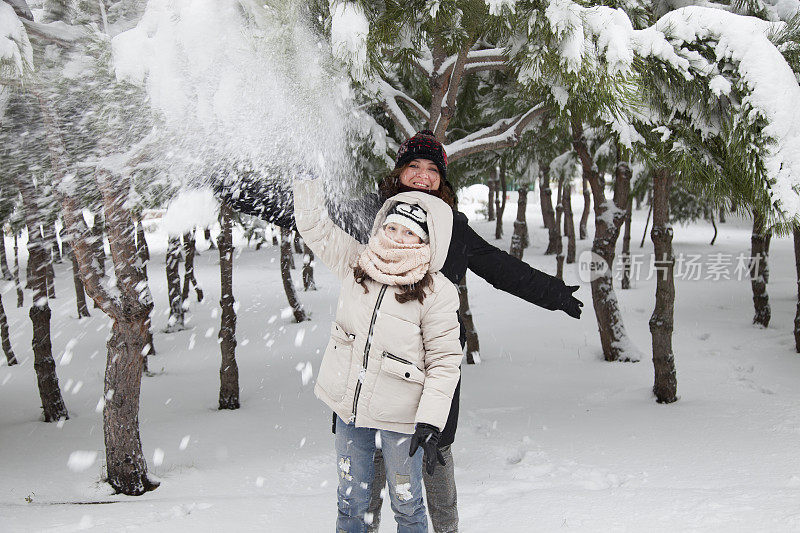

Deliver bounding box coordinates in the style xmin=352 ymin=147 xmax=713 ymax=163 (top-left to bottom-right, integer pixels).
xmin=446 ymin=103 xmax=547 ymax=161
xmin=0 ymin=2 xmax=32 ymax=80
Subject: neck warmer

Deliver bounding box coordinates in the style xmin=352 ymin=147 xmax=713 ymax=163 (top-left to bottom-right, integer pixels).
xmin=357 ymin=228 xmax=431 ymax=286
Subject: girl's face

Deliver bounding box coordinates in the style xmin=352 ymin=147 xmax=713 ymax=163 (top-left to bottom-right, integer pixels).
xmin=384 ymin=222 xmax=423 ymax=245
xmin=399 ymin=159 xmax=441 ymax=192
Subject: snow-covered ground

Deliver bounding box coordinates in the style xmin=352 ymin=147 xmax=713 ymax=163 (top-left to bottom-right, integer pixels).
xmin=2 ymin=189 xmax=799 ymax=532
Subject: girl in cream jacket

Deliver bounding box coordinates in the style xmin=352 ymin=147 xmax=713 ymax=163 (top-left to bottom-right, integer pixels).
xmin=293 ymin=178 xmax=462 ymax=533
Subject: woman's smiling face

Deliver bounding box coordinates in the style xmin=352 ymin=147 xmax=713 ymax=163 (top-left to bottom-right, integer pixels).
xmin=399 ymin=158 xmax=441 ymax=192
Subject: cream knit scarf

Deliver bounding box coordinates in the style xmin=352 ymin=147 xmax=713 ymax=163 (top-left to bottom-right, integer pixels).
xmin=357 ymin=228 xmax=431 ymax=286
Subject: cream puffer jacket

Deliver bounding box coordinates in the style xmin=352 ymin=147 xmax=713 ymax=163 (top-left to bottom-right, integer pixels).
xmin=293 ymin=179 xmax=463 ymax=434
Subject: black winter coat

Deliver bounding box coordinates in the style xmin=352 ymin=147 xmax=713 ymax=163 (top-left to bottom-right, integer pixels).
xmin=216 ymin=177 xmax=575 ymax=446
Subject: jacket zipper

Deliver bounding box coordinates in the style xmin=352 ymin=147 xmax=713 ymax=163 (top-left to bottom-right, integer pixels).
xmin=383 ymin=351 xmax=413 ymax=365
xmin=350 ymin=284 xmax=388 ymax=423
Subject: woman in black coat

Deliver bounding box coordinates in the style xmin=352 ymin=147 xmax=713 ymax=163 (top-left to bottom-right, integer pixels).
xmin=215 ymin=130 xmax=583 ymax=533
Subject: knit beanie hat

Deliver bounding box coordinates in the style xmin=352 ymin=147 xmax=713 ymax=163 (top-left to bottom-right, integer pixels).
xmin=395 ymin=129 xmax=447 ymax=180
xmin=383 ymin=202 xmax=429 ymax=242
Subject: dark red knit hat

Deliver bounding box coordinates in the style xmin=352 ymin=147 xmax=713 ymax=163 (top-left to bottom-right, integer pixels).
xmin=395 ymin=130 xmax=447 ymax=179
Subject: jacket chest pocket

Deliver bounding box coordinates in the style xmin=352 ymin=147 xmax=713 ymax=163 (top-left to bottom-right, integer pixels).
xmin=369 ymin=352 xmax=425 ymax=424
xmin=316 ymin=322 xmax=355 ymax=401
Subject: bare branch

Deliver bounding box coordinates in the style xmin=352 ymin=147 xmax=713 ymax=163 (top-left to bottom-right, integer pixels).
xmin=446 ymin=103 xmax=547 ymax=162
xmin=433 ymin=45 xmax=470 ymax=139
xmin=21 ymin=18 xmax=84 ymax=47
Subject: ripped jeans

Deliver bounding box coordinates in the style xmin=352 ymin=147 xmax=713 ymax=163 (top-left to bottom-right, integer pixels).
xmin=334 ymin=416 xmax=428 ymax=533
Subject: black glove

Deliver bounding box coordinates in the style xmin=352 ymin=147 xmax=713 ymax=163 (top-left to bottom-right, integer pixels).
xmin=408 ymin=423 xmax=446 ymax=475
xmin=561 ymin=285 xmax=584 ymax=319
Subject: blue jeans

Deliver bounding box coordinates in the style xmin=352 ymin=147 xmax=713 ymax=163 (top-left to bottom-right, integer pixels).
xmin=335 ymin=416 xmax=428 ymax=532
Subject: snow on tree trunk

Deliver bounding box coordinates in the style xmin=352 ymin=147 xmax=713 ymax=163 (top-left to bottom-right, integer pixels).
xmin=750 ymin=209 xmax=771 ymax=328
xmin=621 ymin=198 xmax=633 ymax=290
xmin=650 ymin=168 xmax=678 ymax=404
xmin=14 ymin=233 xmax=23 ymax=308
xmin=563 ymin=179 xmax=576 ymax=264
xmin=302 ymin=242 xmax=316 ymax=291
xmin=0 ymin=292 xmax=17 ymax=366
xmin=510 ymin=185 xmax=529 ymax=260
xmin=579 ymin=176 xmax=591 ymax=240
xmin=165 ymin=236 xmax=184 ymax=332
xmin=14 ymin=176 xmax=68 ymax=422
xmin=280 ymin=227 xmax=307 ymax=322
xmin=181 ymin=230 xmax=203 ymax=305
xmin=0 ymin=236 xmax=13 ymax=280
xmin=217 ymin=205 xmax=239 ymax=410
xmin=555 ymin=175 xmax=564 ymax=279
xmin=540 ymin=171 xmax=558 ymax=255
xmin=69 ymin=245 xmax=91 ymax=318
xmin=794 ymin=226 xmax=800 ymax=353
xmin=487 ymin=177 xmax=496 ymax=221
xmin=572 ymin=120 xmax=636 ymax=362
xmin=495 ymin=161 xmax=506 ymax=240
xmin=457 ymin=275 xmax=479 ymax=365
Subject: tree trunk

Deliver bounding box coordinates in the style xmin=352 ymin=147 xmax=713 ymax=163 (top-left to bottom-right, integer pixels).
xmin=649 ymin=168 xmax=678 ymax=403
xmin=794 ymin=226 xmax=800 ymax=353
xmin=719 ymin=206 xmax=726 ymax=223
xmin=572 ymin=121 xmax=635 ymax=362
xmin=103 ymin=316 xmax=157 ymax=495
xmin=0 ymin=293 xmax=16 ymax=366
xmin=14 ymin=233 xmax=23 ymax=308
xmin=555 ymin=176 xmax=564 ymax=279
xmin=541 ymin=170 xmax=558 ymax=255
xmin=495 ymin=160 xmax=507 ymax=240
xmin=91 ymin=215 xmax=106 ymax=276
xmin=563 ymin=179 xmax=576 ymax=264
xmin=217 ymin=206 xmax=240 ymax=409
xmin=280 ymin=227 xmax=307 ymax=322
xmin=135 ymin=221 xmax=155 ymax=359
xmin=69 ymin=245 xmax=91 ymax=318
xmin=165 ymin=236 xmax=184 ymax=331
xmin=0 ymin=234 xmax=13 ymax=280
xmin=302 ymin=243 xmax=316 ymax=291
xmin=36 ymin=84 xmax=156 ymax=494
xmin=14 ymin=178 xmax=68 ymax=422
xmin=750 ymin=209 xmax=771 ymax=328
xmin=579 ymin=176 xmax=591 ymax=240
xmin=621 ymin=198 xmax=633 ymax=290
xmin=293 ymin=231 xmax=304 ymax=254
xmin=510 ymin=186 xmax=529 ymax=260
xmin=181 ymin=230 xmax=203 ymax=305
xmin=709 ymin=211 xmax=718 ymax=246
xmin=487 ymin=177 xmax=496 ymax=221
xmin=44 ymin=225 xmax=56 ymax=300
xmin=458 ymin=275 xmax=479 ymax=364
xmin=640 ymin=203 xmax=653 ymax=248
xmin=91 ymin=216 xmax=105 ymax=308
xmin=204 ymin=227 xmax=216 ymax=249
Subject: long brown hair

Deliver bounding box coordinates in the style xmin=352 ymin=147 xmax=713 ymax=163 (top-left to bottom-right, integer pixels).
xmin=378 ymin=164 xmax=456 ymax=208
xmin=352 ymin=265 xmax=434 ymax=304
